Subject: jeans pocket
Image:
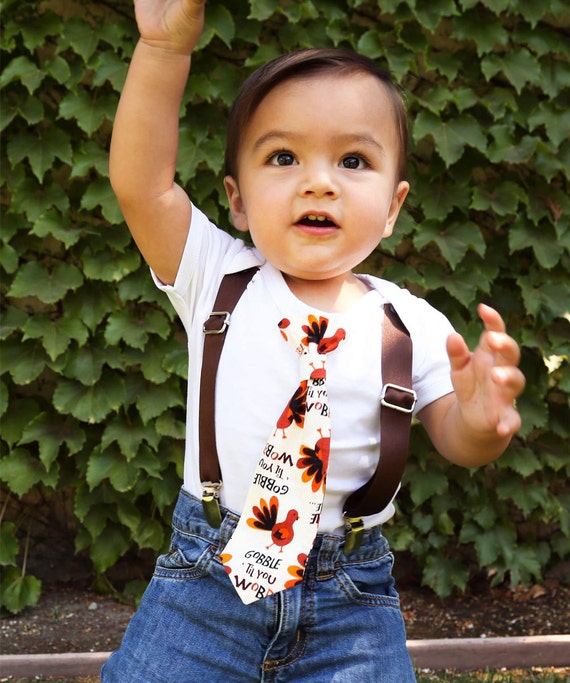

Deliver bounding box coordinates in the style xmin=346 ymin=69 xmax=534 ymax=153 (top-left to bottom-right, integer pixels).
xmin=154 ymin=529 xmax=215 ymax=581
xmin=335 ymin=551 xmax=401 ymax=606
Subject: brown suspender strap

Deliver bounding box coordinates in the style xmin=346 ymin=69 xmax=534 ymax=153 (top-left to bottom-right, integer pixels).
xmin=199 ymin=271 xmax=415 ymax=543
xmin=343 ymin=304 xmax=415 ymax=512
xmin=199 ymin=267 xmax=259 ymax=482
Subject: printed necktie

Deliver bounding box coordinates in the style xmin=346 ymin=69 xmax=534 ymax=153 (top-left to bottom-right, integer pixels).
xmin=221 ymin=314 xmax=346 ymax=604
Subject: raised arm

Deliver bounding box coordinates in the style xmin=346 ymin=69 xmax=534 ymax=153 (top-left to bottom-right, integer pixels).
xmin=109 ymin=0 xmax=206 ymax=285
xmin=419 ymin=304 xmax=525 ymax=467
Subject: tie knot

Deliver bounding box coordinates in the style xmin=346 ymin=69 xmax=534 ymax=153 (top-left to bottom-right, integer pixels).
xmin=278 ymin=314 xmax=346 ymax=357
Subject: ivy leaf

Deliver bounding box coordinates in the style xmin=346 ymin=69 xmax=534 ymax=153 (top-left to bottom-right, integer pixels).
xmin=71 ymin=140 xmax=110 ymax=178
xmin=413 ymin=111 xmax=487 ymax=166
xmin=452 ymin=11 xmax=508 ymax=56
xmin=508 ymin=545 xmax=543 ymax=586
xmin=1 ymin=338 xmax=46 ymax=385
xmin=0 ymin=522 xmax=19 ymax=566
xmin=64 ymin=284 xmax=117 ymax=332
xmin=53 ymin=371 xmax=126 ymax=423
xmin=7 ymin=126 xmax=73 ymax=181
xmin=136 ymin=381 xmax=184 ymax=423
xmin=91 ymin=50 xmax=128 ymax=90
xmin=471 ymin=181 xmax=527 ymax=216
xmin=414 ymin=0 xmax=458 ymax=31
xmin=155 ymin=411 xmax=186 ymax=440
xmin=82 ymin=247 xmax=141 ymax=283
xmin=150 ymin=468 xmax=182 ymax=513
xmin=0 ymin=306 xmax=27 ymax=340
xmin=496 ymin=447 xmax=542 ymax=477
xmin=0 ymin=381 xmax=8 ymax=420
xmin=86 ymin=446 xmax=139 ymax=492
xmin=80 ymin=178 xmax=124 ymax=224
xmin=0 ymin=55 xmax=44 ymax=93
xmin=61 ymin=344 xmax=118 ymax=386
xmin=89 ymin=524 xmax=130 ymax=574
xmin=2 ymin=95 xmax=44 ymax=130
xmin=474 ymin=521 xmax=517 ymax=566
xmin=487 ymin=126 xmax=537 ymax=165
xmin=0 ymin=449 xmax=44 ymax=496
xmin=528 ymin=101 xmax=570 ymax=149
xmin=101 ymin=416 xmax=161 ymax=459
xmin=105 ymin=308 xmax=170 ymax=350
xmin=519 ymin=280 xmax=570 ymax=324
xmin=248 ymin=0 xmax=279 ymax=21
xmin=414 ymin=219 xmax=486 ymax=269
xmin=422 ymin=554 xmax=469 ymax=598
xmin=59 ymin=90 xmax=117 ymax=135
xmin=32 ymin=210 xmax=81 ymax=249
xmin=357 ymin=30 xmax=384 ymax=59
xmin=423 ymin=261 xmax=494 ymax=307
xmin=23 ymin=313 xmax=89 ymax=361
xmin=198 ymin=4 xmax=235 ymax=48
xmin=0 ymin=567 xmax=42 ymax=614
xmin=19 ymin=10 xmax=63 ymax=51
xmin=481 ymin=50 xmax=541 ymax=93
xmin=408 ymin=467 xmax=448 ymax=506
xmin=9 ymin=261 xmax=83 ymax=304
xmin=133 ymin=518 xmax=165 ymax=551
xmin=60 ymin=17 xmax=100 ymax=62
xmin=116 ymin=497 xmax=142 ymax=532
xmin=19 ymin=413 xmax=85 ymax=469
xmin=509 ymin=219 xmax=563 ymax=269
xmin=496 ymin=476 xmax=552 ymax=517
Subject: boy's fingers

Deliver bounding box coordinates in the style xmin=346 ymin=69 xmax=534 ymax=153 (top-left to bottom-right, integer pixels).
xmin=486 ymin=331 xmax=521 ymax=365
xmin=478 ymin=303 xmax=506 ymax=333
xmin=491 ymin=366 xmax=526 ymax=395
xmin=446 ymin=333 xmax=470 ymax=371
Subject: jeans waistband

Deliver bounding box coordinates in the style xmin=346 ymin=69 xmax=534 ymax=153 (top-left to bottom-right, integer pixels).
xmin=172 ymin=488 xmax=390 ymax=574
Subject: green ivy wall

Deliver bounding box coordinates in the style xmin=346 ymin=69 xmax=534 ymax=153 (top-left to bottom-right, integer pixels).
xmin=1 ymin=0 xmax=569 ymax=611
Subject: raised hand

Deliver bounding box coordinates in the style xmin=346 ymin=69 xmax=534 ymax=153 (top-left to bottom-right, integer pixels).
xmin=133 ymin=0 xmax=206 ymax=53
xmin=446 ymin=303 xmax=525 ymax=440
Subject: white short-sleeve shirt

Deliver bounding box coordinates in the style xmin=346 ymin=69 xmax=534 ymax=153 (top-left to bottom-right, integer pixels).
xmin=154 ymin=205 xmax=455 ymax=533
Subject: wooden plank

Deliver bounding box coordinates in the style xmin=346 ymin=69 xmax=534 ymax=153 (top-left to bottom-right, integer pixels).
xmin=1 ymin=636 xmax=569 ymax=677
xmin=408 ymin=635 xmax=570 ymax=671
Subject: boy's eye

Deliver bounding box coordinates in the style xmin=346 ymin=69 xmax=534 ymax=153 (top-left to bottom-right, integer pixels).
xmin=341 ymin=155 xmax=367 ymax=170
xmin=268 ymin=152 xmax=296 ymax=166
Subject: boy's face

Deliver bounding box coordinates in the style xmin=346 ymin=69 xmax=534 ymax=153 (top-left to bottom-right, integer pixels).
xmin=224 ymin=72 xmax=409 ymax=286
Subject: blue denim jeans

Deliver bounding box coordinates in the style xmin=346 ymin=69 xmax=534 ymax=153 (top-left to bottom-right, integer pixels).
xmin=102 ymin=489 xmax=416 ymax=682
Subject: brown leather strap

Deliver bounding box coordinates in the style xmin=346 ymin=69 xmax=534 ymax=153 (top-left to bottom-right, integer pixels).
xmin=199 ymin=273 xmax=414 ymax=519
xmin=199 ymin=268 xmax=258 ymax=483
xmin=343 ymin=303 xmax=415 ymax=518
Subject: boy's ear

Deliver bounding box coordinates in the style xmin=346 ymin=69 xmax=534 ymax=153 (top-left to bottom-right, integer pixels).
xmin=383 ymin=180 xmax=410 ymax=238
xmin=223 ymin=176 xmax=249 ymax=233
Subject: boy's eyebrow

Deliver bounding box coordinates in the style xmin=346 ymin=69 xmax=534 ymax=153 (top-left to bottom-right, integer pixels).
xmin=252 ymin=130 xmax=385 ymax=153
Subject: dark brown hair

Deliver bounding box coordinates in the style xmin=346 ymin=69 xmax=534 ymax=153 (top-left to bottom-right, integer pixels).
xmin=224 ymin=47 xmax=408 ymax=181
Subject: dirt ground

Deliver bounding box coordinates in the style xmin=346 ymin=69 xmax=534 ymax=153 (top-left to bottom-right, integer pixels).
xmin=1 ymin=576 xmax=569 ymax=655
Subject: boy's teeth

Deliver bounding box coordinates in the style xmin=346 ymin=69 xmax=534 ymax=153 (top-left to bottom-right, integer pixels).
xmin=307 ymin=215 xmax=326 ymax=221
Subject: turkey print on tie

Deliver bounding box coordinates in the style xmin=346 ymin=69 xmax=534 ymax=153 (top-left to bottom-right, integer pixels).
xmin=221 ymin=314 xmax=346 ymax=604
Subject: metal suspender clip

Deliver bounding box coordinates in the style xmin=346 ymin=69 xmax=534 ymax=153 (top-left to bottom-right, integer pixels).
xmin=343 ymin=514 xmax=365 ymax=554
xmin=201 ymin=481 xmax=223 ymax=528
xmin=380 ymin=383 xmax=417 ymax=414
xmin=203 ymin=312 xmax=231 ymax=335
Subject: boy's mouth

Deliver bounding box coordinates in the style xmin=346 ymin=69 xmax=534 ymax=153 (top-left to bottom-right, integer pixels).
xmin=297 ymin=214 xmax=337 ymax=228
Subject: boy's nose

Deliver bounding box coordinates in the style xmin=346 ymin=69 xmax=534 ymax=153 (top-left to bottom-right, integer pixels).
xmin=299 ymin=164 xmax=339 ymax=198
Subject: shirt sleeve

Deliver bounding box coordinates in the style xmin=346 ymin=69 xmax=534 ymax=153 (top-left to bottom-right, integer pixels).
xmin=150 ymin=204 xmax=263 ymax=333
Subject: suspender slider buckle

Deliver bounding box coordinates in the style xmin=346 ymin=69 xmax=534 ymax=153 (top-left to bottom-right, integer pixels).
xmin=380 ymin=383 xmax=417 ymax=414
xmin=204 ymin=312 xmax=231 ymax=335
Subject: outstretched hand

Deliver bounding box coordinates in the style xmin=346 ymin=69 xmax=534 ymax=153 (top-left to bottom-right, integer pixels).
xmin=446 ymin=304 xmax=525 ymax=440
xmin=134 ymin=0 xmax=206 ymax=54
